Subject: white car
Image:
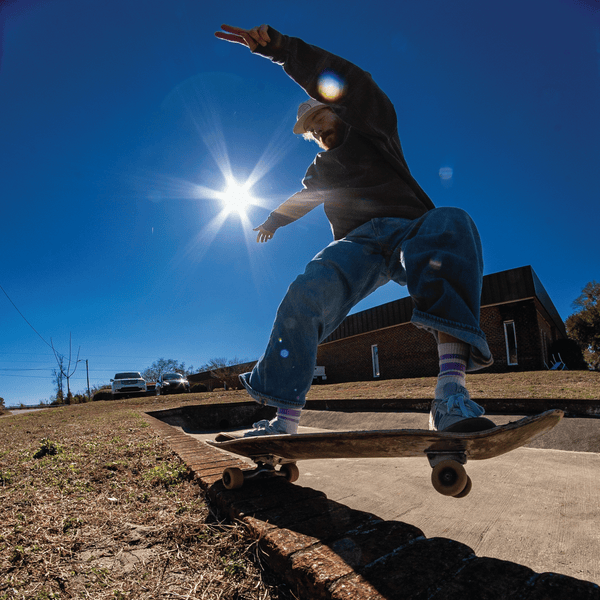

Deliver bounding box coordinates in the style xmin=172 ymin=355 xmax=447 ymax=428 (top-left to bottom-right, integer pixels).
xmin=111 ymin=372 xmax=147 ymax=397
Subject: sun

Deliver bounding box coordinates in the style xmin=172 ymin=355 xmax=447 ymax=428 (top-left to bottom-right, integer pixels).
xmin=219 ymin=178 xmax=255 ymax=216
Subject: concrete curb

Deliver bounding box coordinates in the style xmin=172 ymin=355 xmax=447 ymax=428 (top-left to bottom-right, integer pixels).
xmin=146 ymin=412 xmax=600 ymax=599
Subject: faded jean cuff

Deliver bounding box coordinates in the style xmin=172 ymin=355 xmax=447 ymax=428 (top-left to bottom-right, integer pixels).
xmin=411 ymin=310 xmax=494 ymax=372
xmin=238 ymin=372 xmax=306 ymax=409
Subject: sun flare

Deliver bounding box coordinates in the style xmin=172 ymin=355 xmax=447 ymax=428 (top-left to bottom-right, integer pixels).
xmin=219 ymin=179 xmax=255 ymax=216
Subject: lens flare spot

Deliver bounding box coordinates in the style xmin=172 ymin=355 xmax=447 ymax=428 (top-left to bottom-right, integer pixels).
xmin=280 ymin=349 xmax=290 ymax=359
xmin=439 ymin=167 xmax=453 ymax=180
xmin=318 ymin=71 xmax=346 ymax=102
xmin=429 ymin=258 xmax=442 ymax=270
xmin=439 ymin=166 xmax=454 ymax=189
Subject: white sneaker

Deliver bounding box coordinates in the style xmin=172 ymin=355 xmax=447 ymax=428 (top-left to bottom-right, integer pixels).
xmin=242 ymin=418 xmax=290 ymax=437
xmin=429 ymin=383 xmax=493 ymax=432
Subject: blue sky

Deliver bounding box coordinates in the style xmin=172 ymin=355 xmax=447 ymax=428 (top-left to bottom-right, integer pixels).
xmin=1 ymin=0 xmax=599 ymax=406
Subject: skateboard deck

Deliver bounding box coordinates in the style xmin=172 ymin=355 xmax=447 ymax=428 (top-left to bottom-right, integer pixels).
xmin=207 ymin=409 xmax=563 ymax=497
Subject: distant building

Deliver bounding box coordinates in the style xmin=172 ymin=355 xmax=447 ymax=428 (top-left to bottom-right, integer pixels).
xmin=187 ymin=362 xmax=256 ymax=391
xmin=316 ymin=266 xmax=567 ymax=383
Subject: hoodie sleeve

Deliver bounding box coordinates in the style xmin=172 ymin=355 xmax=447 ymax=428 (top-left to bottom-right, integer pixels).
xmin=253 ymin=27 xmax=398 ymax=141
xmin=261 ymin=163 xmax=324 ymax=232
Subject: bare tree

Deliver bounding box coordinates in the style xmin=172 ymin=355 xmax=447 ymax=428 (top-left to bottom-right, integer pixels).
xmin=51 ymin=333 xmax=81 ymax=403
xmin=198 ymin=357 xmax=255 ymax=389
xmin=52 ymin=354 xmax=65 ymax=403
xmin=142 ymin=358 xmax=194 ymax=382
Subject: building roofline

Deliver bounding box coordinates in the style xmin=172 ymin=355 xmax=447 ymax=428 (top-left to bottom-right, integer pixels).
xmin=321 ymin=265 xmax=566 ymax=344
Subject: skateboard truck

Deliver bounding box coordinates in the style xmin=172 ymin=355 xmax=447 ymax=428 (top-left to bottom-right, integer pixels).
xmin=222 ymin=454 xmax=300 ymax=490
xmin=427 ymin=451 xmax=471 ymax=497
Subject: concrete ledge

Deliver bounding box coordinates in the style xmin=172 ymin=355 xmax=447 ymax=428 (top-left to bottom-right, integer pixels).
xmin=148 ymin=397 xmax=600 ymax=426
xmin=146 ymin=411 xmax=600 ymax=599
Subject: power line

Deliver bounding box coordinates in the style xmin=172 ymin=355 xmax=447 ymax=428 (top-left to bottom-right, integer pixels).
xmin=0 ymin=367 xmax=52 ymax=372
xmin=0 ymin=283 xmax=54 ymax=350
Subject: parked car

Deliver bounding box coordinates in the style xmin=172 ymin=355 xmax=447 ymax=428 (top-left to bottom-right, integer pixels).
xmin=155 ymin=372 xmax=190 ymax=395
xmin=111 ymin=372 xmax=147 ymax=397
xmin=313 ymin=365 xmax=327 ymax=383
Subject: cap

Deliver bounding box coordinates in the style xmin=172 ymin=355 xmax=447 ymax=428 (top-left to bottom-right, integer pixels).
xmin=293 ymin=98 xmax=327 ymax=134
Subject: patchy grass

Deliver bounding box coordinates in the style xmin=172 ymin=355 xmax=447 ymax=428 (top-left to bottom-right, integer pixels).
xmin=0 ymin=398 xmax=294 ymax=600
xmin=305 ymin=370 xmax=600 ymax=401
xmin=0 ymin=371 xmax=597 ymax=599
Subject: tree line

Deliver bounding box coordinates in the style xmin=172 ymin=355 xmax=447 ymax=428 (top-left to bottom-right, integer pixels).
xmin=566 ymin=281 xmax=600 ymax=371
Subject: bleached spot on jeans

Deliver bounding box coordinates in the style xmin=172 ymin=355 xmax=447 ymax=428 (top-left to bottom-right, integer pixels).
xmin=430 ymin=258 xmax=442 ymax=270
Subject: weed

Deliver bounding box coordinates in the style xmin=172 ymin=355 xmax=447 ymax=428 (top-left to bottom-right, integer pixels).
xmin=0 ymin=470 xmax=14 ymax=486
xmin=142 ymin=461 xmax=188 ymax=488
xmin=62 ymin=516 xmax=83 ymax=534
xmin=33 ymin=438 xmax=62 ymax=459
xmin=222 ymin=554 xmax=247 ymax=576
xmin=10 ymin=545 xmax=25 ymax=564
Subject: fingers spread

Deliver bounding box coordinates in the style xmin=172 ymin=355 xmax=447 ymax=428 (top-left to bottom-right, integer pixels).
xmin=220 ymin=23 xmax=244 ymax=34
xmin=215 ymin=24 xmax=270 ymax=50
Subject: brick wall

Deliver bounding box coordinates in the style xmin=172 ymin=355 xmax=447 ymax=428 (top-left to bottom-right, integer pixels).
xmin=317 ymin=322 xmax=438 ymax=382
xmin=317 ymin=299 xmax=551 ymax=382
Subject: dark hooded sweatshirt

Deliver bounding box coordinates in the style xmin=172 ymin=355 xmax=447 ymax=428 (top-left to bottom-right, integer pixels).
xmin=255 ymin=28 xmax=435 ymax=241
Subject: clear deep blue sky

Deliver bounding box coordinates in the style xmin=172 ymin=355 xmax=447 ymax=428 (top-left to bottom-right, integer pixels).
xmin=1 ymin=0 xmax=599 ymax=406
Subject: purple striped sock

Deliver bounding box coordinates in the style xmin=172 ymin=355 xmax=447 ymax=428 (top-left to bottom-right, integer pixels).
xmin=436 ymin=343 xmax=468 ymax=398
xmin=275 ymin=407 xmax=302 ymax=433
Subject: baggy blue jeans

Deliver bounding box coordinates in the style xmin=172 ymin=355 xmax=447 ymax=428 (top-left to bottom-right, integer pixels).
xmin=240 ymin=208 xmax=493 ymax=409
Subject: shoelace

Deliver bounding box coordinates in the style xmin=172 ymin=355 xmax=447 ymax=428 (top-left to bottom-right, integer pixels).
xmin=446 ymin=393 xmax=484 ymax=418
xmin=251 ymin=419 xmax=285 ymax=433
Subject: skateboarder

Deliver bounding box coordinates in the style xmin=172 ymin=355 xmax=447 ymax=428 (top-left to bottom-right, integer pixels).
xmin=215 ymin=24 xmax=494 ymax=436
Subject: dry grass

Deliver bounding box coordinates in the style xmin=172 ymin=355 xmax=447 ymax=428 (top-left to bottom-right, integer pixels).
xmin=0 ymin=398 xmax=294 ymax=600
xmin=305 ymin=370 xmax=600 ymax=401
xmin=0 ymin=371 xmax=598 ymax=599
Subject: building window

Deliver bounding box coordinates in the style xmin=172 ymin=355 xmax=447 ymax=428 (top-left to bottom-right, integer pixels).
xmin=541 ymin=330 xmax=548 ymax=368
xmin=504 ymin=321 xmax=518 ymax=365
xmin=371 ymin=344 xmax=380 ymax=378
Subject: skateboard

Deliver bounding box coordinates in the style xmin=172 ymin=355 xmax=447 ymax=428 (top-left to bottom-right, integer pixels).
xmin=207 ymin=409 xmax=563 ymax=498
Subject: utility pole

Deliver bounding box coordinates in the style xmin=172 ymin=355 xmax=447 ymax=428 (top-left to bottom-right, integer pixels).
xmin=86 ymin=359 xmax=91 ymax=401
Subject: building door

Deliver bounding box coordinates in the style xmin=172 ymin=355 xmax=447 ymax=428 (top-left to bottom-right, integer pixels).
xmin=504 ymin=321 xmax=518 ymax=365
xmin=371 ymin=344 xmax=380 ymax=378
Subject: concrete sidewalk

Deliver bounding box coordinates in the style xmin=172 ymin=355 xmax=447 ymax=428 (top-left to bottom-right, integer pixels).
xmin=147 ymin=403 xmax=600 ymax=599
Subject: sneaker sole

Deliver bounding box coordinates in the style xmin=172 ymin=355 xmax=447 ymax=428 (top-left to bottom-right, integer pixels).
xmin=443 ymin=417 xmax=496 ymax=433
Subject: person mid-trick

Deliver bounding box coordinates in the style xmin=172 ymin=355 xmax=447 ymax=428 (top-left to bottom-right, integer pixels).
xmin=214 ymin=23 xmax=494 ymax=436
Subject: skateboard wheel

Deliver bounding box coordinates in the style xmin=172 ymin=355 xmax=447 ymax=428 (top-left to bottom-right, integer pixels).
xmin=222 ymin=467 xmax=244 ymax=490
xmin=280 ymin=463 xmax=300 ymax=483
xmin=431 ymin=460 xmax=468 ymax=497
xmin=453 ymin=475 xmax=472 ymax=498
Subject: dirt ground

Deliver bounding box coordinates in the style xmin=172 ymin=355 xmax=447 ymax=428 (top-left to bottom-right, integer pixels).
xmin=0 ymin=397 xmax=296 ymax=600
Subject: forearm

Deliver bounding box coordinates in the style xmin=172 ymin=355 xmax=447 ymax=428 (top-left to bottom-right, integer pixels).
xmin=261 ymin=189 xmax=322 ymax=232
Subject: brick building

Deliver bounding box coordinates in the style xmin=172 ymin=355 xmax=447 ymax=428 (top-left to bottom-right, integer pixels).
xmin=316 ymin=265 xmax=567 ymax=383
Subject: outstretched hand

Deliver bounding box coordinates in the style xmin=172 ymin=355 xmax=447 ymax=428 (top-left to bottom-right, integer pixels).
xmin=254 ymin=225 xmax=274 ymax=243
xmin=215 ymin=24 xmax=270 ymax=52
